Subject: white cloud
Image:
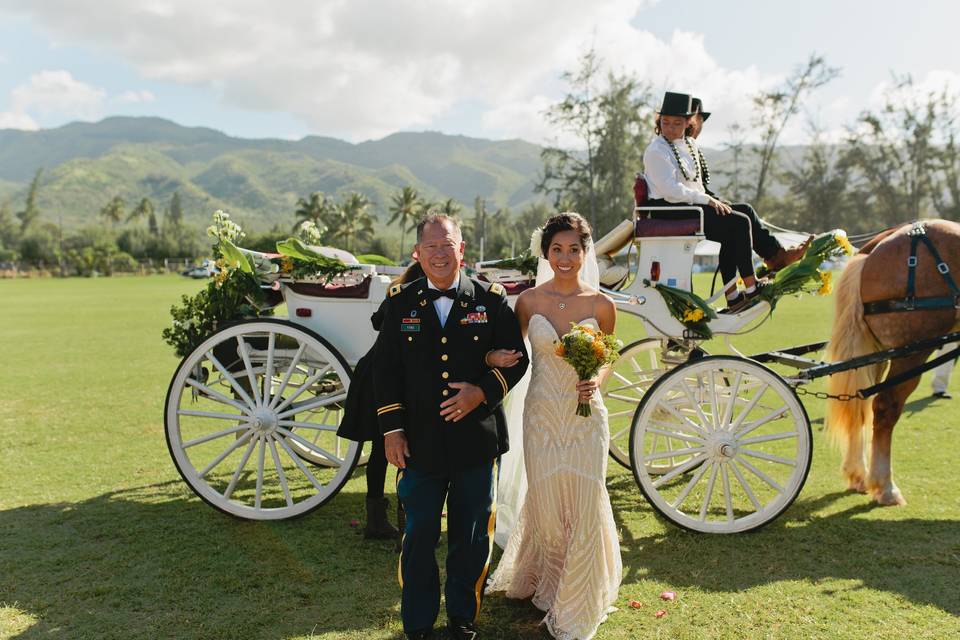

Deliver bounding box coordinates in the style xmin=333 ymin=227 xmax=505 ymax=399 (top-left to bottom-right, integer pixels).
xmin=116 ymin=89 xmax=156 ymax=104
xmin=0 ymin=69 xmax=105 ymax=130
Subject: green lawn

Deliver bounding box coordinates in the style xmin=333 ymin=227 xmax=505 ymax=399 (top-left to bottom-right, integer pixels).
xmin=1 ymin=275 xmax=958 ymax=640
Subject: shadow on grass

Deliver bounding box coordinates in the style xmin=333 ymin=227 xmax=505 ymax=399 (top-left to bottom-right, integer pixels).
xmin=609 ymin=480 xmax=960 ymax=616
xmin=0 ymin=480 xmax=406 ymax=640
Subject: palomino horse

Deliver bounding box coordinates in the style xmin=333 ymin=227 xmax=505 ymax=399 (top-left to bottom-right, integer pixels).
xmin=826 ymin=219 xmax=960 ymax=505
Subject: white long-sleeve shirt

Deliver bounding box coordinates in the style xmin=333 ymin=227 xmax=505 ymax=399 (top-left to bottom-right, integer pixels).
xmin=642 ymin=136 xmax=710 ymax=205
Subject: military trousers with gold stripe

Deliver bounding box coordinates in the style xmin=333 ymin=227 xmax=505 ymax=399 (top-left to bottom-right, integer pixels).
xmin=395 ymin=459 xmax=497 ymax=633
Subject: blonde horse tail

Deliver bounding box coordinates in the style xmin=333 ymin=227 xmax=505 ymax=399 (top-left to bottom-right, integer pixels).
xmin=825 ymin=254 xmax=882 ymax=449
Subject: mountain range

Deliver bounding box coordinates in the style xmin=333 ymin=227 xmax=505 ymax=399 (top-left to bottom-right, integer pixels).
xmin=0 ymin=117 xmax=547 ymax=230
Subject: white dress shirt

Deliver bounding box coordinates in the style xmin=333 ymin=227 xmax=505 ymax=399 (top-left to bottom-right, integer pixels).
xmin=427 ymin=273 xmax=460 ymax=326
xmin=643 ymin=135 xmax=711 ymax=205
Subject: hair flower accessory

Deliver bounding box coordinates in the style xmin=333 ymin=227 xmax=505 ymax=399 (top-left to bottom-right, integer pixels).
xmin=529 ymin=227 xmax=544 ymax=258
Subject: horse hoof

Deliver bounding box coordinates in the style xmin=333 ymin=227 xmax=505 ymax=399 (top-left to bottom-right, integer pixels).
xmin=846 ymin=479 xmax=867 ymax=494
xmin=872 ymin=489 xmax=907 ymax=506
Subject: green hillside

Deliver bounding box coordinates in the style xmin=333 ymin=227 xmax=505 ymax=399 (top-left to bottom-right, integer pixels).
xmin=0 ymin=117 xmax=546 ymax=231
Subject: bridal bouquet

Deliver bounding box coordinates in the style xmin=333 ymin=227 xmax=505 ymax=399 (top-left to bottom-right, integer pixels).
xmin=554 ymin=323 xmax=622 ymax=417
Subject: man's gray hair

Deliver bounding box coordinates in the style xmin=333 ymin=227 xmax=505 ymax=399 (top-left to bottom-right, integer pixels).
xmin=415 ymin=212 xmax=462 ymax=244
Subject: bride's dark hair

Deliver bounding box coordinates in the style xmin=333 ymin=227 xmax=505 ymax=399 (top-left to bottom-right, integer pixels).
xmin=540 ymin=212 xmax=592 ymax=257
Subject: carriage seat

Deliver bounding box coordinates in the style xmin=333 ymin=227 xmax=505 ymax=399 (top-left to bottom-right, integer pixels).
xmin=633 ymin=173 xmax=704 ymax=237
xmin=286 ymin=276 xmax=372 ymax=299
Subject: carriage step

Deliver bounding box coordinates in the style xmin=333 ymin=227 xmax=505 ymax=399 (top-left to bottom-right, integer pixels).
xmin=750 ymin=341 xmax=828 ymax=369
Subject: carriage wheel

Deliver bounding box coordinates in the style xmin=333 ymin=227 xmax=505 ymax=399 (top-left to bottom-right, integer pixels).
xmin=629 ymin=356 xmax=811 ymax=533
xmin=602 ymin=339 xmax=704 ymax=472
xmin=164 ymin=319 xmax=360 ymax=520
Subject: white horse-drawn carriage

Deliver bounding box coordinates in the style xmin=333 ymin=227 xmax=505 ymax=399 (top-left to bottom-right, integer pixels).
xmin=164 ymin=191 xmax=818 ymax=534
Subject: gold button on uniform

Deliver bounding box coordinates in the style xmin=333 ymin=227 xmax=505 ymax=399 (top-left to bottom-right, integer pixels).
xmin=441 ymin=337 xmax=448 ymax=344
xmin=407 ymin=336 xmax=413 ymax=342
xmin=473 ymin=335 xmax=479 ymax=341
xmin=442 ymin=389 xmax=449 ymax=397
xmin=441 ymin=354 xmax=448 ymax=361
xmin=442 ymin=372 xmax=449 ymax=379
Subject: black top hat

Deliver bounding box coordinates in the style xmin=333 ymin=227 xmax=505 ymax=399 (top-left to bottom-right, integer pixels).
xmin=657 ymin=91 xmax=694 ymax=117
xmin=691 ymin=97 xmax=711 ymax=121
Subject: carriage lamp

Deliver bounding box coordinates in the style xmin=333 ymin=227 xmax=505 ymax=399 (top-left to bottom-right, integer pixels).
xmin=650 ymin=261 xmax=661 ymax=282
xmin=295 ymin=307 xmax=312 ymax=317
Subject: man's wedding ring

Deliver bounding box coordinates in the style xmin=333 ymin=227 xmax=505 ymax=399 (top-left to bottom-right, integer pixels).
xmin=456 ymin=408 xmax=462 ymax=414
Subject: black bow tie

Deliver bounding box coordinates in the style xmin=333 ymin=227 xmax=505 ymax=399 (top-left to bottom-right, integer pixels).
xmin=425 ymin=288 xmax=458 ymax=301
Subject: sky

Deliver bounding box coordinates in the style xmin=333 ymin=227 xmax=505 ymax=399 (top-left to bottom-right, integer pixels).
xmin=0 ymin=0 xmax=958 ymax=149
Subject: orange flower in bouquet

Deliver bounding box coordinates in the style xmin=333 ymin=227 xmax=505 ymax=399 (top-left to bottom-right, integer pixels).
xmin=555 ymin=323 xmax=622 ymax=417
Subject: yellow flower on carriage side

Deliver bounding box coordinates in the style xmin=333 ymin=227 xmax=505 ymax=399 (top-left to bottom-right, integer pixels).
xmin=818 ymin=270 xmax=833 ymax=295
xmin=682 ymin=307 xmax=705 ymax=323
xmin=835 ymin=231 xmax=855 ymax=256
xmin=280 ymin=257 xmax=294 ymax=273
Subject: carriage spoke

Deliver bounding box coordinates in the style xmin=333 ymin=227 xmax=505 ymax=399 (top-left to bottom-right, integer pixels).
xmin=273 ymin=366 xmax=332 ymax=414
xmin=699 ymin=462 xmax=720 ymax=521
xmin=277 ymin=427 xmax=344 ymax=465
xmin=659 ymin=398 xmax=708 ymax=438
xmin=268 ymin=437 xmax=293 ymax=508
xmin=183 ymin=424 xmax=249 ymax=448
xmin=198 ymin=429 xmax=255 ymax=478
xmin=736 ymin=457 xmax=785 ymax=493
xmin=223 ymin=436 xmax=258 ymax=500
xmin=735 ymin=405 xmax=790 ymax=438
xmin=739 ymin=431 xmax=797 ymax=446
xmin=277 ymin=420 xmax=339 ymax=432
xmin=729 ymin=382 xmax=769 ymax=432
xmin=644 ymin=446 xmax=704 ymax=463
xmin=652 ymin=453 xmax=707 ymax=488
xmin=730 ymin=460 xmax=763 ymax=511
xmin=274 ymin=434 xmax=326 ymax=492
xmin=237 ymin=337 xmax=262 ymax=408
xmin=608 ymin=392 xmax=645 ymax=403
xmin=268 ymin=343 xmax=307 ymax=409
xmin=740 ymin=448 xmax=795 ymax=466
xmin=206 ymin=351 xmax=257 ymax=409
xmin=177 ymin=408 xmax=252 ymax=422
xmin=709 ymin=371 xmax=721 ymax=430
xmin=254 ymin=435 xmax=266 ymax=510
xmin=650 ymin=412 xmax=706 ymax=439
xmin=277 ymin=393 xmax=347 ymax=417
xmin=721 ymin=463 xmax=734 ymax=523
xmin=185 ymin=378 xmax=251 ymax=413
xmin=608 ymin=409 xmax=635 ymax=420
xmin=262 ymin=332 xmax=276 ymax=407
xmin=645 ymin=426 xmax=704 ymax=444
xmin=679 ymin=380 xmax=712 ymax=429
xmin=721 ymin=372 xmax=743 ymax=428
xmin=670 ymin=460 xmax=710 ymax=510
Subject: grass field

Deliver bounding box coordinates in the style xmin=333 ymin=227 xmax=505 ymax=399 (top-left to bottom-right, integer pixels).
xmin=1 ymin=275 xmax=958 ymax=640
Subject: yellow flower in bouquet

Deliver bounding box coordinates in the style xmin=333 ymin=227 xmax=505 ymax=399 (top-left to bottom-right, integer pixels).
xmin=835 ymin=230 xmax=855 ymax=256
xmin=555 ymin=323 xmax=622 ymax=417
xmin=818 ymin=270 xmax=833 ymax=295
xmin=682 ymin=307 xmax=705 ymax=323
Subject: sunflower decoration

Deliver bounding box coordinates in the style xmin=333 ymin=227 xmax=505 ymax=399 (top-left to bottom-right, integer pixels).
xmin=758 ymin=228 xmax=854 ymax=310
xmin=645 ymin=279 xmax=717 ymax=339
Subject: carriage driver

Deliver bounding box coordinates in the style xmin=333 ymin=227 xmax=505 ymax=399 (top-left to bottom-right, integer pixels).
xmin=373 ymin=213 xmax=528 ymax=640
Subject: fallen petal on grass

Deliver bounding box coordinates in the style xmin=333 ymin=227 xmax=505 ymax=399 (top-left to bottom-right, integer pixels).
xmin=655 ymin=609 xmax=667 ymax=618
xmin=349 ymin=518 xmax=360 ymax=527
xmin=629 ymin=600 xmax=643 ymax=609
xmin=660 ymin=591 xmax=677 ymax=601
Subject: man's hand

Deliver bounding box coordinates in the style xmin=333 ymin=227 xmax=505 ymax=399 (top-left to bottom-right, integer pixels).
xmin=384 ymin=431 xmax=410 ymax=469
xmin=709 ymin=196 xmax=732 ymax=215
xmin=440 ymin=382 xmax=486 ymax=422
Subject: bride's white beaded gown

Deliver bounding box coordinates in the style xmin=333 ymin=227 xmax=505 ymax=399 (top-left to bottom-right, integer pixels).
xmin=488 ymin=314 xmax=621 ymax=640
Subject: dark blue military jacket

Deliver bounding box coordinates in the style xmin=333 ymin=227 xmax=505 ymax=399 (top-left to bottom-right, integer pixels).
xmin=372 ymin=275 xmax=528 ymax=473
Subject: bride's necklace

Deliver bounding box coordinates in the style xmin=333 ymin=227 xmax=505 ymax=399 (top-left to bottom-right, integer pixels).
xmin=551 ymin=286 xmax=578 ymax=310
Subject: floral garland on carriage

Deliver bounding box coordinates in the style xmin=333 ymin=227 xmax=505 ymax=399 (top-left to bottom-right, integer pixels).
xmin=162 ymin=211 xmax=358 ymax=358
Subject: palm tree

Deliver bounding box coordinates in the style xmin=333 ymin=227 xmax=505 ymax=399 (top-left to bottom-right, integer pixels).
xmin=294 ymin=191 xmax=334 ymax=234
xmin=334 ymin=192 xmax=375 ymax=253
xmin=99 ymin=196 xmax=125 ymax=227
xmin=437 ymin=197 xmax=462 ymax=218
xmin=388 ymin=186 xmax=422 ymax=260
xmin=127 ymin=197 xmax=154 ymax=224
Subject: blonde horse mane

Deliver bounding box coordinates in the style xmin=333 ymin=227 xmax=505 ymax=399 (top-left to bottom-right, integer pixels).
xmin=825 ymin=254 xmax=885 ymax=449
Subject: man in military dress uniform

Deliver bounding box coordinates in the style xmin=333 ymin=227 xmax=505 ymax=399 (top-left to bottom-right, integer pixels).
xmin=373 ymin=214 xmax=528 ymax=640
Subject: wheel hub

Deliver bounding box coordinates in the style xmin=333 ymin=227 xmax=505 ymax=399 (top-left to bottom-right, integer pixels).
xmin=251 ymin=409 xmax=279 ymax=435
xmin=707 ymin=432 xmax=738 ymax=461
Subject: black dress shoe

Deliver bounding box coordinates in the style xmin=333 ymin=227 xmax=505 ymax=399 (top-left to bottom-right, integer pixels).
xmin=405 ymin=628 xmax=433 ymax=640
xmin=932 ymin=390 xmax=953 ymax=399
xmin=448 ymin=618 xmax=479 ymax=640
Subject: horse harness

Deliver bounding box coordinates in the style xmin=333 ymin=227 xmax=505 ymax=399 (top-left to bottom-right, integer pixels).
xmin=862 ymin=221 xmax=960 ymax=315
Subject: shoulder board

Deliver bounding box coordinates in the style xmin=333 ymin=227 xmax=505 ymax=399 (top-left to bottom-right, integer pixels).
xmin=388 ymin=283 xmax=403 ymax=297
xmin=488 ymin=282 xmax=506 ymax=296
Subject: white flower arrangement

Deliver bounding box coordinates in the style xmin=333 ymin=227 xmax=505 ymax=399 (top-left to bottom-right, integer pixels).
xmin=529 ymin=227 xmax=544 ymax=258
xmin=206 ymin=210 xmax=245 ymax=244
xmin=296 ymin=220 xmax=326 ymax=245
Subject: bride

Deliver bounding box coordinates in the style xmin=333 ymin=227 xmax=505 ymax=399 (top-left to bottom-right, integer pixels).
xmin=486 ymin=212 xmax=622 ymax=640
